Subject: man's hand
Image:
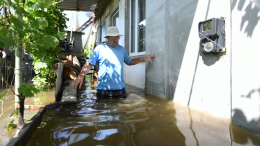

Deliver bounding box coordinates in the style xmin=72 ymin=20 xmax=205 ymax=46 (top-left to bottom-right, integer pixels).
xmin=72 ymin=62 xmax=93 ymax=90
xmin=72 ymin=78 xmax=83 ymax=90
xmin=128 ymin=54 xmax=155 ymax=65
xmin=142 ymin=54 xmax=155 ymax=62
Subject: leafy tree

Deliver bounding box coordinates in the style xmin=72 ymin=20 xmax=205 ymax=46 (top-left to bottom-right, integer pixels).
xmin=0 ymin=0 xmax=68 ymax=129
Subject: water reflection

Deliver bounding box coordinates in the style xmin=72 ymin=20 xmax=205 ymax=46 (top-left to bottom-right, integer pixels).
xmin=93 ymin=129 xmax=118 ymax=140
xmin=68 ymin=134 xmax=90 ymax=145
xmin=0 ymin=88 xmax=56 ymax=146
xmin=25 ymin=75 xmax=260 ymax=146
xmin=230 ymin=122 xmax=260 ymax=146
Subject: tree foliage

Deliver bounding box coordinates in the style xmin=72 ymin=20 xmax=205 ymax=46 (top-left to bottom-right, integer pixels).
xmin=18 ymin=82 xmax=40 ymax=97
xmin=0 ymin=90 xmax=8 ymax=100
xmin=0 ymin=0 xmax=68 ymax=127
xmin=0 ymin=0 xmax=68 ymax=91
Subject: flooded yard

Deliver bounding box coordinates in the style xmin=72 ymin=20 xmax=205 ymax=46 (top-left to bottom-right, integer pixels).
xmin=26 ymin=75 xmax=260 ymax=146
xmin=1 ymin=75 xmax=260 ymax=146
xmin=0 ymin=87 xmax=56 ymax=146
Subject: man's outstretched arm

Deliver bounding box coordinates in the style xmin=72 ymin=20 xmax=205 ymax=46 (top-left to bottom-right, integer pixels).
xmin=72 ymin=62 xmax=93 ymax=90
xmin=128 ymin=54 xmax=155 ymax=65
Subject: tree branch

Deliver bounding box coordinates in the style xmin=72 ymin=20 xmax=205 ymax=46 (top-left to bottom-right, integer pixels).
xmin=0 ymin=71 xmax=19 ymax=96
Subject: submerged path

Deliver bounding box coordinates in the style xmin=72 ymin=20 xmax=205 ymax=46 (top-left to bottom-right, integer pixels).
xmin=26 ymin=75 xmax=260 ymax=146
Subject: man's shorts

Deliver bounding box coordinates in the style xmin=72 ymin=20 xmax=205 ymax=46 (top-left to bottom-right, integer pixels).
xmin=97 ymin=88 xmax=126 ymax=98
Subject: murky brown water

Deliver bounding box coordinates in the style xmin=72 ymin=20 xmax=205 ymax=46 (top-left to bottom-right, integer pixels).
xmin=1 ymin=75 xmax=260 ymax=146
xmin=0 ymin=86 xmax=56 ymax=146
xmin=23 ymin=75 xmax=260 ymax=146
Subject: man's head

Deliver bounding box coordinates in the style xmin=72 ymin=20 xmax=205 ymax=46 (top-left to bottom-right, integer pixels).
xmin=104 ymin=27 xmax=122 ymax=47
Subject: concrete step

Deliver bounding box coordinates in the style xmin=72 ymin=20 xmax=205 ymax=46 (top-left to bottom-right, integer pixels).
xmin=60 ymin=79 xmax=77 ymax=105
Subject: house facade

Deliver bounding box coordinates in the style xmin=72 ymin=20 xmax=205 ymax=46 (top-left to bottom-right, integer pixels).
xmin=94 ymin=0 xmax=260 ymax=134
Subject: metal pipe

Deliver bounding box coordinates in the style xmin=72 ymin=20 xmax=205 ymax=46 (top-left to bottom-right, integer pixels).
xmin=15 ymin=46 xmax=22 ymax=105
xmin=15 ymin=0 xmax=24 ymax=106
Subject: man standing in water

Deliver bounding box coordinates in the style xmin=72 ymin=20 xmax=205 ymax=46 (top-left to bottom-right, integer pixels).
xmin=72 ymin=26 xmax=155 ymax=98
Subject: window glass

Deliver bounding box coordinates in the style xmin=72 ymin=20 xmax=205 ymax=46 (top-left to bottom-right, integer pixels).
xmin=100 ymin=22 xmax=106 ymax=43
xmin=138 ymin=0 xmax=146 ymax=52
xmin=112 ymin=8 xmax=119 ymax=27
xmin=130 ymin=0 xmax=145 ymax=55
xmin=131 ymin=0 xmax=136 ymax=53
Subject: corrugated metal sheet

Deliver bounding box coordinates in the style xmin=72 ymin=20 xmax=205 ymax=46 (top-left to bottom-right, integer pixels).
xmin=60 ymin=0 xmax=99 ymax=12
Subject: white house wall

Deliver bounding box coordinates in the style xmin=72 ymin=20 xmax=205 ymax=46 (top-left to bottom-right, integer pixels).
xmin=145 ymin=0 xmax=198 ymax=99
xmin=174 ymin=0 xmax=260 ymax=133
xmin=231 ymin=0 xmax=260 ymax=134
xmin=189 ymin=0 xmax=231 ymax=119
xmin=174 ymin=0 xmax=231 ymax=118
xmin=145 ymin=0 xmax=166 ymax=97
xmin=124 ymin=63 xmax=146 ymax=89
xmin=96 ymin=0 xmax=260 ymax=134
xmin=123 ymin=0 xmax=146 ymax=89
xmin=167 ymin=0 xmax=199 ymax=99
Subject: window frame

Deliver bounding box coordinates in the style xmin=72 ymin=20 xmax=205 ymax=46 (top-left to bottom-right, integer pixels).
xmin=129 ymin=0 xmax=146 ymax=57
xmin=100 ymin=21 xmax=106 ymax=43
xmin=111 ymin=8 xmax=119 ymax=27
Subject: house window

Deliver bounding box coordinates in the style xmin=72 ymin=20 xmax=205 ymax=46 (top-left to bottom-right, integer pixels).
xmin=112 ymin=8 xmax=119 ymax=27
xmin=100 ymin=21 xmax=106 ymax=43
xmin=130 ymin=0 xmax=146 ymax=56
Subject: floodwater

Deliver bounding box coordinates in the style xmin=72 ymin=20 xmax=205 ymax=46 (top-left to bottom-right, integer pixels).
xmin=0 ymin=86 xmax=56 ymax=146
xmin=24 ymin=75 xmax=260 ymax=146
xmin=1 ymin=75 xmax=260 ymax=146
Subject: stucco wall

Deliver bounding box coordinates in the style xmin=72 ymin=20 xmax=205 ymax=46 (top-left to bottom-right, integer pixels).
xmin=174 ymin=0 xmax=231 ymax=118
xmin=96 ymin=0 xmax=260 ymax=134
xmin=145 ymin=0 xmax=198 ymax=98
xmin=167 ymin=0 xmax=199 ymax=99
xmin=145 ymin=0 xmax=166 ymax=97
xmin=174 ymin=0 xmax=260 ymax=133
xmin=189 ymin=0 xmax=231 ymax=119
xmin=231 ymin=0 xmax=260 ymax=134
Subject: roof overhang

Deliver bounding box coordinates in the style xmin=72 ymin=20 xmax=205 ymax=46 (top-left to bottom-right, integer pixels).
xmin=60 ymin=0 xmax=99 ymax=12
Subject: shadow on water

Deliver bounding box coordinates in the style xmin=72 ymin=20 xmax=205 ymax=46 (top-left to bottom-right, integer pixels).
xmin=231 ymin=109 xmax=260 ymax=146
xmin=231 ymin=82 xmax=260 ymax=145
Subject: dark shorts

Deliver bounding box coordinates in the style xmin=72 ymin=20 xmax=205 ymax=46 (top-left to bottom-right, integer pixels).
xmin=97 ymin=88 xmax=126 ymax=98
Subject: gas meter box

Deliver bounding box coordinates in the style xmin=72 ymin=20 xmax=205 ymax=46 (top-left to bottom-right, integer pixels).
xmin=198 ymin=17 xmax=226 ymax=53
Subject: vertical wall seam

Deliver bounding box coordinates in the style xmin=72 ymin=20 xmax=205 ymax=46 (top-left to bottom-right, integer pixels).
xmin=230 ymin=0 xmax=233 ymax=120
xmin=165 ymin=0 xmax=169 ymax=99
xmin=188 ymin=0 xmax=211 ymax=105
xmin=205 ymin=0 xmax=211 ymax=20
